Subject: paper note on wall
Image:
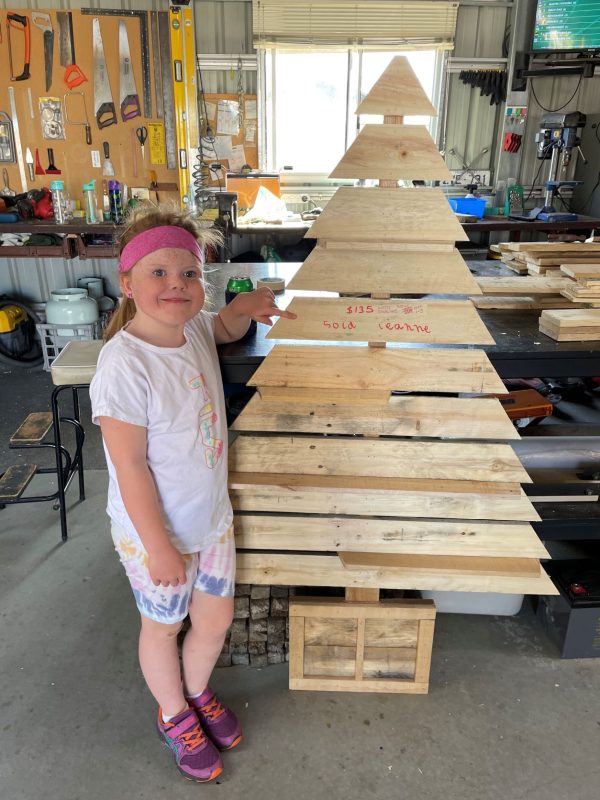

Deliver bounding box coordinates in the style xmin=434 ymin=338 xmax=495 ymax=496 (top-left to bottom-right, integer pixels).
xmin=229 ymin=145 xmax=247 ymax=172
xmin=245 ymin=124 xmax=256 ymax=144
xmin=217 ymin=100 xmax=240 ymax=136
xmin=204 ymin=101 xmax=217 ymax=121
xmin=245 ymin=100 xmax=257 ymax=119
xmin=213 ymin=135 xmax=234 ymax=161
xmin=148 ymin=123 xmax=166 ymax=165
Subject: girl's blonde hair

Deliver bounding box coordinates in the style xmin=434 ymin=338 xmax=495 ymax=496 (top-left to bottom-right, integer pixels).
xmin=104 ymin=202 xmax=222 ymax=342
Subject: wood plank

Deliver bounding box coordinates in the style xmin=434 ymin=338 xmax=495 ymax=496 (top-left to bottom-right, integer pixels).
xmin=229 ymin=435 xmax=531 ymax=483
xmin=508 ymin=242 xmax=600 ymax=253
xmin=338 ymin=551 xmax=542 ymax=578
xmin=540 ymin=309 xmax=600 ymax=327
xmin=304 ymin=617 xmax=358 ymax=646
xmin=539 ymin=324 xmax=600 ymax=342
xmin=232 ymin=393 xmax=520 ymax=440
xmin=354 ymin=618 xmax=366 ymax=680
xmin=305 ymin=188 xmax=469 ymax=244
xmin=304 ymin=645 xmax=357 ymax=677
xmin=290 ymin=597 xmax=436 ymax=621
xmin=9 ymin=411 xmax=53 ymax=445
xmin=413 ymin=620 xmax=436 ymax=685
xmin=476 ymin=277 xmax=573 ymax=295
xmin=267 ymin=297 xmax=495 ymax=345
xmin=249 ymin=345 xmax=507 ymax=395
xmin=233 ymin=515 xmax=549 ymax=559
xmin=560 ymin=263 xmax=600 ymax=279
xmin=471 ymin=296 xmax=571 ymax=310
xmin=289 ymin=675 xmax=429 ymax=694
xmin=236 ymin=552 xmax=559 ymax=594
xmin=287 ymin=247 xmax=482 ymax=295
xmin=346 ymin=588 xmax=380 ymax=602
xmin=362 ymin=645 xmax=416 ymax=679
xmin=230 ymin=482 xmax=540 ymax=522
xmin=254 ymin=386 xmax=392 ymax=404
xmin=355 ymin=56 xmax=437 ymax=117
xmin=231 ymin=472 xmax=524 ymax=496
xmin=330 ymin=124 xmax=451 ymax=181
xmin=364 ymin=618 xmax=419 ymax=647
xmin=0 ymin=463 xmax=37 ymax=501
xmin=288 ymin=616 xmax=305 ymax=682
xmin=320 ymin=240 xmax=456 ymax=253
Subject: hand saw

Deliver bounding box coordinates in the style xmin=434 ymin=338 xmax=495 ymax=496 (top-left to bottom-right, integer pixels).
xmin=32 ymin=13 xmax=53 ymax=92
xmin=57 ymin=11 xmax=87 ymax=89
xmin=93 ymin=18 xmax=116 ymax=129
xmin=118 ymin=21 xmax=141 ymax=121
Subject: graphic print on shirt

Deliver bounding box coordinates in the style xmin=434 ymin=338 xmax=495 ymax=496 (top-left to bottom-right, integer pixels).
xmin=188 ymin=374 xmax=224 ymax=469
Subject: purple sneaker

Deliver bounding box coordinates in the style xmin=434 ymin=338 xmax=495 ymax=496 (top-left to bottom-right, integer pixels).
xmin=157 ymin=706 xmax=223 ymax=782
xmin=188 ymin=688 xmax=242 ymax=750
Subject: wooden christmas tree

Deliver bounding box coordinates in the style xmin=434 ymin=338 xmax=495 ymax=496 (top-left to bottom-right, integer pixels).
xmin=230 ymin=57 xmax=555 ymax=693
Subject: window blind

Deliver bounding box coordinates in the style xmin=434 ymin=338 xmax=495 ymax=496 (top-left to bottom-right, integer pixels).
xmin=252 ymin=1 xmax=459 ymax=50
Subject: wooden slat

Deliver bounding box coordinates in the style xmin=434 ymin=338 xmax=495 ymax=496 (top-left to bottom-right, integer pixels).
xmin=232 ymin=393 xmax=519 ymax=440
xmin=304 ymin=645 xmax=357 ymax=677
xmin=320 ymin=240 xmax=455 ymax=253
xmin=508 ymin=242 xmax=600 ymax=253
xmin=471 ymin=296 xmax=571 ymax=311
xmin=560 ymin=263 xmax=600 ymax=279
xmin=288 ymin=615 xmax=305 ymax=681
xmin=0 ymin=463 xmax=37 ymax=501
xmin=476 ymin=277 xmax=573 ymax=295
xmin=329 ymin=124 xmax=451 ymax=181
xmin=290 ymin=598 xmax=436 ymax=620
xmin=230 ymin=481 xmax=540 ymax=522
xmin=267 ymin=297 xmax=495 ymax=345
xmin=413 ymin=620 xmax=436 ymax=685
xmin=304 ymin=617 xmax=357 ymax=646
xmin=305 ymin=188 xmax=469 ymax=244
xmin=248 ymin=345 xmax=507 ymax=395
xmin=10 ymin=412 xmax=53 ymax=445
xmin=288 ymin=675 xmax=429 ymax=693
xmin=541 ymin=309 xmax=600 ymax=328
xmin=287 ymin=247 xmax=481 ymax=295
xmin=355 ymin=56 xmax=437 ymax=117
xmin=338 ymin=551 xmax=542 ymax=578
xmin=346 ymin=588 xmax=380 ymax=602
xmin=364 ymin=619 xmax=419 ymax=647
xmin=233 ymin=515 xmax=549 ymax=558
xmin=229 ymin=435 xmax=531 ymax=483
xmin=237 ymin=552 xmax=559 ymax=594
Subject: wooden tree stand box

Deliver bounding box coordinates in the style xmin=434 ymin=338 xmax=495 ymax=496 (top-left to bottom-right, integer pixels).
xmin=289 ymin=597 xmax=436 ymax=694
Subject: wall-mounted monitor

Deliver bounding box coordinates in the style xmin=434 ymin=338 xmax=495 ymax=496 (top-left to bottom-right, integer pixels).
xmin=532 ymin=0 xmax=600 ymax=52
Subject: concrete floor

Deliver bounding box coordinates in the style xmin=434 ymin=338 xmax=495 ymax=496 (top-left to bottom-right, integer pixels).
xmin=2 ymin=469 xmax=600 ymax=800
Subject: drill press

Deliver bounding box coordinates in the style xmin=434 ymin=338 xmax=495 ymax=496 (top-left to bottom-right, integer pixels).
xmin=530 ymin=111 xmax=587 ymax=222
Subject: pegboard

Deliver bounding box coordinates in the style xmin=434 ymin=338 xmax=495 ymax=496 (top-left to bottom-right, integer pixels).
xmin=0 ymin=9 xmax=177 ymax=211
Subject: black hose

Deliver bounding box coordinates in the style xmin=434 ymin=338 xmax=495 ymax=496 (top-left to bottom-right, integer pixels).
xmin=0 ymin=297 xmax=44 ymax=368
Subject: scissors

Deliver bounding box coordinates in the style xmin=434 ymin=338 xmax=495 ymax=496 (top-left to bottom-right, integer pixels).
xmin=136 ymin=126 xmax=148 ymax=161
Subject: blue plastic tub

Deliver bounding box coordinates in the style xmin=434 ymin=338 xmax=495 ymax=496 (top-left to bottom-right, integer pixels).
xmin=448 ymin=197 xmax=486 ymax=218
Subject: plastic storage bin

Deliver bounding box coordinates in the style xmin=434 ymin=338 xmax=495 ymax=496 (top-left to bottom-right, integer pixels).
xmin=420 ymin=590 xmax=524 ymax=616
xmin=36 ymin=315 xmax=108 ymax=372
xmin=448 ymin=197 xmax=487 ymax=218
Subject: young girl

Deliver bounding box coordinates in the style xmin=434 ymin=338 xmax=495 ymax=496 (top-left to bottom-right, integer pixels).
xmin=90 ymin=204 xmax=296 ymax=783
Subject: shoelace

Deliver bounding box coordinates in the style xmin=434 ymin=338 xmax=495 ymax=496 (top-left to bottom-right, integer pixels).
xmin=200 ymin=695 xmax=225 ymax=722
xmin=168 ymin=719 xmax=207 ymax=752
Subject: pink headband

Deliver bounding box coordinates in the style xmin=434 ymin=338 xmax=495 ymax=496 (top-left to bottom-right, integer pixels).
xmin=119 ymin=226 xmax=203 ymax=272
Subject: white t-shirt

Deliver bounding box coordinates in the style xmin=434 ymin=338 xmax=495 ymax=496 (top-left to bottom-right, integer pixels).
xmin=90 ymin=311 xmax=233 ymax=554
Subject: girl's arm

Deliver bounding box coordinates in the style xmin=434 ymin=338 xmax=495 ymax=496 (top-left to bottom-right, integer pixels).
xmin=98 ymin=416 xmax=186 ymax=588
xmin=214 ymin=285 xmax=297 ymax=344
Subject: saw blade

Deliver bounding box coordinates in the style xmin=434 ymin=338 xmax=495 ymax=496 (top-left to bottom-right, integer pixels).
xmin=93 ymin=18 xmax=116 ymax=129
xmin=57 ymin=12 xmax=71 ymax=67
xmin=118 ymin=21 xmax=140 ymax=121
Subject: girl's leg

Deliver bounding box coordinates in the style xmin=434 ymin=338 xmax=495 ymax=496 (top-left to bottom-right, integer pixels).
xmin=182 ymin=591 xmax=234 ymax=696
xmin=139 ymin=616 xmax=187 ymax=717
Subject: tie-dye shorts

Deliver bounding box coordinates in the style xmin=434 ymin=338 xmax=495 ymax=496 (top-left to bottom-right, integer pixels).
xmin=110 ymin=521 xmax=236 ymax=624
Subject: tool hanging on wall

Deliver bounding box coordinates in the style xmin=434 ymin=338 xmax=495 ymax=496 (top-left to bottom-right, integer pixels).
xmin=25 ymin=149 xmax=34 ymax=182
xmin=1 ymin=168 xmax=16 ymax=197
xmin=7 ymin=88 xmax=27 ymax=193
xmin=64 ymin=92 xmax=92 ymax=145
xmin=81 ymin=8 xmax=152 ymax=119
xmin=150 ymin=12 xmax=164 ymax=119
xmin=39 ymin=98 xmax=65 ymax=140
xmin=32 ymin=13 xmax=54 ymax=92
xmin=169 ymin=4 xmax=199 ymax=205
xmin=503 ymin=132 xmax=523 ymax=153
xmin=119 ymin=21 xmax=141 ymax=121
xmin=93 ymin=18 xmax=117 ymax=129
xmin=136 ymin=126 xmax=148 ymax=163
xmin=102 ymin=142 xmax=115 ymax=177
xmin=158 ymin=11 xmax=177 ymax=170
xmin=46 ymin=148 xmax=61 ymax=175
xmin=34 ymin=148 xmax=45 ymax=175
xmin=57 ymin=12 xmax=87 ymax=90
xmin=7 ymin=14 xmax=31 ymax=82
xmin=0 ymin=113 xmax=16 ymax=162
xmin=458 ymin=69 xmax=507 ymax=107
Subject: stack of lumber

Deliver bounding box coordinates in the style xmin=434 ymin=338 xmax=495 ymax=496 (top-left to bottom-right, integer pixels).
xmin=472 ymin=276 xmax=576 ymax=310
xmin=229 ymin=58 xmax=556 ymax=692
xmin=498 ymin=242 xmax=600 ymax=276
xmin=539 ymin=309 xmax=600 ymax=341
xmin=559 ymin=264 xmax=600 ymax=306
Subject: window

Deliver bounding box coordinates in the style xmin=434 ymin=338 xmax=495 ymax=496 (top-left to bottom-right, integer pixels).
xmin=263 ymin=49 xmax=440 ymax=175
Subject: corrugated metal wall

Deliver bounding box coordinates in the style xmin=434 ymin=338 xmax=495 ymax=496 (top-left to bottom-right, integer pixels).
xmin=196 ymin=0 xmax=256 ymax=94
